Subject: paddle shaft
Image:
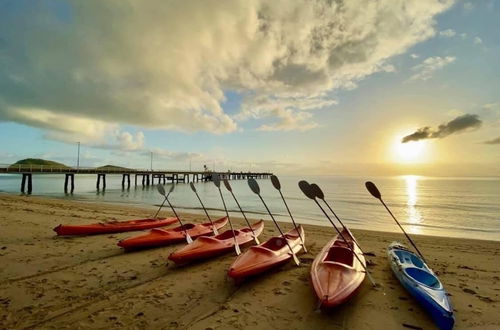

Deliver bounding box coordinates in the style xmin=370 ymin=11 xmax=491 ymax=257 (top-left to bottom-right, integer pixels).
xmin=228 ymin=190 xmax=258 ymax=240
xmin=153 ymin=197 xmax=167 ymax=219
xmin=320 ymin=198 xmax=366 ymax=255
xmin=193 ymin=190 xmax=217 ymax=232
xmin=380 ymin=199 xmax=427 ymax=264
xmin=216 ymin=187 xmax=241 ymax=253
xmin=277 ymin=189 xmax=306 ymax=249
xmin=257 ymin=194 xmax=300 ymax=265
xmin=165 ymin=197 xmax=191 ymax=239
xmin=313 ymin=199 xmax=376 ymax=286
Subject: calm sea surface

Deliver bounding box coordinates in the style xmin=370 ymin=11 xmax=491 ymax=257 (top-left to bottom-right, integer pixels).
xmin=0 ymin=174 xmax=499 ymax=241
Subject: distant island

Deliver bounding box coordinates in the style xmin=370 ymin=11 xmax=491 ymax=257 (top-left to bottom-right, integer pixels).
xmin=10 ymin=159 xmax=131 ymax=171
xmin=10 ymin=158 xmax=70 ymax=168
xmin=95 ymin=165 xmax=133 ymax=171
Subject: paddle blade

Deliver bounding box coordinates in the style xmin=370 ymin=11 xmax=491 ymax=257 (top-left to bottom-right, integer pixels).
xmin=168 ymin=184 xmax=175 ymax=194
xmin=254 ymin=236 xmax=260 ymax=245
xmin=247 ymin=178 xmax=260 ymax=195
xmin=223 ymin=178 xmax=232 ymax=192
xmin=186 ymin=234 xmax=193 ymax=244
xmin=157 ymin=184 xmax=166 ymax=196
xmin=310 ymin=184 xmax=324 ymax=200
xmin=189 ymin=182 xmax=197 ymax=193
xmin=298 ymin=180 xmax=315 ymax=199
xmin=235 ymin=243 xmax=241 ymax=255
xmin=365 ymin=181 xmax=381 ymax=199
xmin=270 ymin=175 xmax=281 ymax=190
xmin=213 ymin=227 xmax=219 ymax=235
xmin=292 ymin=252 xmax=300 ymax=266
xmin=212 ymin=174 xmax=221 ymax=188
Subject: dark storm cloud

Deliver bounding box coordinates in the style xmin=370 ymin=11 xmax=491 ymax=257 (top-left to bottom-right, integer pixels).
xmin=483 ymin=137 xmax=500 ymax=145
xmin=402 ymin=114 xmax=482 ymax=143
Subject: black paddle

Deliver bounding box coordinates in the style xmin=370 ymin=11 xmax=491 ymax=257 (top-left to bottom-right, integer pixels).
xmin=309 ymin=183 xmax=366 ymax=255
xmin=365 ymin=181 xmax=427 ymax=263
xmin=298 ymin=180 xmax=376 ymax=286
xmin=157 ymin=184 xmax=193 ymax=244
xmin=270 ymin=175 xmax=307 ymax=252
xmin=248 ymin=178 xmax=300 ymax=266
xmin=213 ymin=175 xmax=241 ymax=255
xmin=189 ymin=182 xmax=218 ymax=235
xmin=223 ymin=178 xmax=260 ymax=244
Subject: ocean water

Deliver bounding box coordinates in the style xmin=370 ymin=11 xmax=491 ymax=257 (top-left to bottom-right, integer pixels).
xmin=0 ymin=174 xmax=499 ymax=241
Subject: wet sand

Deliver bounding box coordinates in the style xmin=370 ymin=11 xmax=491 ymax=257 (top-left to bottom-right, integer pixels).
xmin=0 ymin=194 xmax=499 ymax=329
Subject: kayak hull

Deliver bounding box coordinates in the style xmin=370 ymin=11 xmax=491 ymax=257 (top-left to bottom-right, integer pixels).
xmin=311 ymin=228 xmax=365 ymax=309
xmin=117 ymin=217 xmax=228 ymax=250
xmin=168 ymin=220 xmax=264 ymax=264
xmin=228 ymin=226 xmax=305 ymax=280
xmin=53 ymin=217 xmax=178 ymax=236
xmin=388 ymin=242 xmax=454 ymax=330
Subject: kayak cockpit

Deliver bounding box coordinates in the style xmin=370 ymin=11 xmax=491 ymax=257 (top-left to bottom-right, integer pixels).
xmin=323 ymin=246 xmax=354 ymax=267
xmin=393 ymin=249 xmax=424 ymax=268
xmin=260 ymin=237 xmax=288 ymax=251
xmin=215 ymin=230 xmax=241 ymax=240
xmin=405 ymin=267 xmax=441 ymax=289
xmin=172 ymin=223 xmax=196 ymax=232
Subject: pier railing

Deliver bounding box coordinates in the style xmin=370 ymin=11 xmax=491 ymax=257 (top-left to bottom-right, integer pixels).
xmin=0 ymin=164 xmax=272 ymax=193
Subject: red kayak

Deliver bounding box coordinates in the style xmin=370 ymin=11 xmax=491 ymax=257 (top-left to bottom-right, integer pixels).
xmin=53 ymin=217 xmax=178 ymax=236
xmin=117 ymin=217 xmax=228 ymax=250
xmin=169 ymin=220 xmax=264 ymax=265
xmin=228 ymin=225 xmax=305 ymax=280
xmin=311 ymin=228 xmax=365 ymax=308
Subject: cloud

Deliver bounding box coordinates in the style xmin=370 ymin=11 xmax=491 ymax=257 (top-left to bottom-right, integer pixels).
xmin=439 ymin=29 xmax=456 ymax=37
xmin=463 ymin=2 xmax=474 ymax=11
xmin=408 ymin=56 xmax=456 ymax=81
xmin=236 ymin=94 xmax=336 ymax=131
xmin=410 ymin=54 xmax=420 ymax=59
xmin=483 ymin=137 xmax=500 ymax=145
xmin=402 ymin=114 xmax=482 ymax=143
xmin=0 ymin=0 xmax=453 ymax=135
xmin=473 ymin=37 xmax=483 ymax=44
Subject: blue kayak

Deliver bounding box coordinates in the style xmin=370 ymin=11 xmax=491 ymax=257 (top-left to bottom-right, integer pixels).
xmin=388 ymin=242 xmax=454 ymax=330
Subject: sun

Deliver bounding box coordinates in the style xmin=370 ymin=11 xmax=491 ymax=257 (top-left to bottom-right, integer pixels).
xmin=393 ymin=138 xmax=426 ymax=163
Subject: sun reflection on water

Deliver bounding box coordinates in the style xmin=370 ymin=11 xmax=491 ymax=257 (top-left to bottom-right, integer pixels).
xmin=404 ymin=175 xmax=423 ymax=234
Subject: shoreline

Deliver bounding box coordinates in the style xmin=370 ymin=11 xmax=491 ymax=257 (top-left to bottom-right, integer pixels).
xmin=1 ymin=191 xmax=498 ymax=243
xmin=0 ymin=194 xmax=499 ymax=329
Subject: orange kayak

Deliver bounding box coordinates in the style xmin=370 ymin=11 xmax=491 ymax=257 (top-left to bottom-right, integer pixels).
xmin=228 ymin=225 xmax=305 ymax=280
xmin=117 ymin=217 xmax=228 ymax=250
xmin=169 ymin=220 xmax=264 ymax=265
xmin=311 ymin=228 xmax=365 ymax=308
xmin=53 ymin=217 xmax=178 ymax=236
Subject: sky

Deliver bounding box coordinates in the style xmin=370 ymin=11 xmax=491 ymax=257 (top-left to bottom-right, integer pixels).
xmin=0 ymin=0 xmax=499 ymax=176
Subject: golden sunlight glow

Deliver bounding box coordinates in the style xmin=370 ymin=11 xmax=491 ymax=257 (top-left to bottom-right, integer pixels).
xmin=404 ymin=175 xmax=422 ymax=234
xmin=393 ymin=138 xmax=427 ymax=163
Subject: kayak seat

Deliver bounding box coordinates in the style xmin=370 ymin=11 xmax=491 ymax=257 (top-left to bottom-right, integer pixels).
xmin=173 ymin=224 xmax=196 ymax=231
xmin=261 ymin=237 xmax=287 ymax=251
xmin=405 ymin=267 xmax=440 ymax=288
xmin=215 ymin=230 xmax=241 ymax=240
xmin=324 ymin=246 xmax=354 ymax=266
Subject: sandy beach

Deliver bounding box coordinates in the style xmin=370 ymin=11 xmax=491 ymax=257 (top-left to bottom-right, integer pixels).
xmin=0 ymin=193 xmax=498 ymax=329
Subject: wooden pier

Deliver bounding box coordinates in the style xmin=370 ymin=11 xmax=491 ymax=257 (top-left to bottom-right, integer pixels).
xmin=0 ymin=165 xmax=272 ymax=194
